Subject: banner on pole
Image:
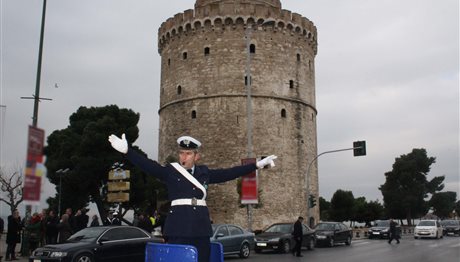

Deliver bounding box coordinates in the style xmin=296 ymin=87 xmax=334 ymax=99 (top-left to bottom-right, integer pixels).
xmin=23 ymin=125 xmax=45 ymax=204
xmin=241 ymin=158 xmax=258 ymax=204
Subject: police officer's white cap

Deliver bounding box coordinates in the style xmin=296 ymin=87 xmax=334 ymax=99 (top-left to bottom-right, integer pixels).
xmin=177 ymin=136 xmax=201 ymax=149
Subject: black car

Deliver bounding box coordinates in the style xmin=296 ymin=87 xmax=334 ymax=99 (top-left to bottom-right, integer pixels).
xmin=440 ymin=220 xmax=460 ymax=236
xmin=314 ymin=222 xmax=352 ymax=247
xmin=368 ymin=220 xmax=400 ymax=239
xmin=29 ymin=226 xmax=163 ymax=262
xmin=210 ymin=224 xmax=255 ymax=258
xmin=254 ymin=222 xmax=316 ymax=254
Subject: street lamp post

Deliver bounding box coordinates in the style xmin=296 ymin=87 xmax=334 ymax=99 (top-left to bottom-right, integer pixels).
xmin=244 ymin=19 xmax=275 ymax=231
xmin=56 ymin=168 xmax=70 ymax=217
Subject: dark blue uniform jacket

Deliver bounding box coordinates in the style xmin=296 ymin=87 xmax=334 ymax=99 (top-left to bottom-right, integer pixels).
xmin=126 ymin=148 xmax=257 ymax=237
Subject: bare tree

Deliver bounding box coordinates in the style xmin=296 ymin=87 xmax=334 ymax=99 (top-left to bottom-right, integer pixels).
xmin=0 ymin=167 xmax=23 ymax=214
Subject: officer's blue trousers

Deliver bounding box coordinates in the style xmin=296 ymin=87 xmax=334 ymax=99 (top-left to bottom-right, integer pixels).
xmin=168 ymin=236 xmax=210 ymax=262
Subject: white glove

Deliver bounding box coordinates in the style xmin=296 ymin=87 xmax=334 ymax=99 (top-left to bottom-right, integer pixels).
xmin=256 ymin=155 xmax=277 ymax=169
xmin=108 ymin=133 xmax=128 ymax=154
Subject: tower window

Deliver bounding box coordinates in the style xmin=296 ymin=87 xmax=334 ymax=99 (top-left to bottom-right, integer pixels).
xmin=281 ymin=109 xmax=287 ymax=118
xmin=249 ymin=44 xmax=256 ymax=54
xmin=191 ymin=110 xmax=197 ymax=119
xmin=183 ymin=52 xmax=188 ymax=60
xmin=204 ymin=47 xmax=210 ymax=56
xmin=244 ymin=75 xmax=252 ymax=86
xmin=177 ymin=85 xmax=182 ymax=95
xmin=168 ymin=58 xmax=171 ymax=66
xmin=289 ymin=80 xmax=294 ymax=89
xmin=297 ymin=53 xmax=301 ymax=62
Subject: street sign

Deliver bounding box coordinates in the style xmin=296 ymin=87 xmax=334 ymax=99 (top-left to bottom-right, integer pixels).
xmin=108 ymin=181 xmax=130 ymax=191
xmin=107 ymin=192 xmax=129 ymax=202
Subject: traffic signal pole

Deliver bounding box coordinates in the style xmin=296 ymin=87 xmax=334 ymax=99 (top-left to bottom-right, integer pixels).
xmin=305 ymin=142 xmax=366 ymax=226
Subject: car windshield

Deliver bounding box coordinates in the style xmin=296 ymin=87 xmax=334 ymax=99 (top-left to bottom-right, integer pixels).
xmin=418 ymin=221 xmax=435 ymax=227
xmin=374 ymin=220 xmax=389 ymax=227
xmin=441 ymin=220 xmax=459 ymax=226
xmin=315 ymin=223 xmax=335 ymax=230
xmin=265 ymin=224 xmax=292 ymax=233
xmin=67 ymin=227 xmax=107 ymax=242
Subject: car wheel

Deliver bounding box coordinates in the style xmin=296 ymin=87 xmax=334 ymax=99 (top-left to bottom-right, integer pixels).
xmin=345 ymin=236 xmax=352 ymax=246
xmin=307 ymin=237 xmax=315 ymax=250
xmin=281 ymin=240 xmax=291 ymax=253
xmin=73 ymin=253 xmax=94 ymax=262
xmin=414 ymin=236 xmax=418 ymax=239
xmin=328 ymin=238 xmax=334 ymax=247
xmin=435 ymin=232 xmax=439 ymax=239
xmin=239 ymin=242 xmax=250 ymax=258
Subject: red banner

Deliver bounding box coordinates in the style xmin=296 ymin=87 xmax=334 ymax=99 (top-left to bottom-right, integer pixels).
xmin=241 ymin=158 xmax=258 ymax=204
xmin=23 ymin=125 xmax=45 ymax=203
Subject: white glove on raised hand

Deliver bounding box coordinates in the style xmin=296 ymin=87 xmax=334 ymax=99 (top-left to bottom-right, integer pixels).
xmin=256 ymin=155 xmax=278 ymax=169
xmin=108 ymin=133 xmax=128 ymax=154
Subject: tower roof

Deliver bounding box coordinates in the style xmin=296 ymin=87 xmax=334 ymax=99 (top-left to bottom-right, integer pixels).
xmin=195 ymin=0 xmax=281 ymax=9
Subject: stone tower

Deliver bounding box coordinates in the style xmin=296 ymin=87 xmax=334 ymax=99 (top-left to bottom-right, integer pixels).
xmin=157 ymin=0 xmax=319 ymax=230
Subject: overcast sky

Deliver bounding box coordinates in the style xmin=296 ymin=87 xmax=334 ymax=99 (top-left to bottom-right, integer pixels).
xmin=1 ymin=0 xmax=459 ymax=214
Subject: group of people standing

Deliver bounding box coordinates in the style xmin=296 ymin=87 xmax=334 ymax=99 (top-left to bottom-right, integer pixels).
xmin=2 ymin=207 xmax=95 ymax=260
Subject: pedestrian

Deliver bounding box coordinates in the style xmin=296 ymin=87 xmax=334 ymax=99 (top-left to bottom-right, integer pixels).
xmin=75 ymin=209 xmax=89 ymax=232
xmin=65 ymin=208 xmax=77 ymax=233
xmin=137 ymin=214 xmax=153 ymax=233
xmin=292 ymin=216 xmax=304 ymax=257
xmin=90 ymin=215 xmax=100 ymax=227
xmin=108 ymin=134 xmax=277 ymax=262
xmin=57 ymin=214 xmax=73 ymax=243
xmin=6 ymin=209 xmax=22 ymax=261
xmin=111 ymin=212 xmax=122 ymax=225
xmin=45 ymin=210 xmax=59 ymax=245
xmin=26 ymin=213 xmax=41 ymax=255
xmin=388 ymin=218 xmax=400 ymax=244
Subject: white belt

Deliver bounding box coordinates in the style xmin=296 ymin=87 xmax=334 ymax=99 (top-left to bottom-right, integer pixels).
xmin=171 ymin=198 xmax=206 ymax=207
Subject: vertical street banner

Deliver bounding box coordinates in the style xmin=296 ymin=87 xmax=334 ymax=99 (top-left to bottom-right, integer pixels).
xmin=23 ymin=125 xmax=45 ymax=204
xmin=241 ymin=158 xmax=258 ymax=204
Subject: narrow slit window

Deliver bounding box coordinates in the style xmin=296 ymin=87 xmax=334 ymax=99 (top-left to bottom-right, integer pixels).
xmin=183 ymin=52 xmax=188 ymax=60
xmin=297 ymin=53 xmax=301 ymax=62
xmin=281 ymin=109 xmax=287 ymax=118
xmin=204 ymin=47 xmax=210 ymax=56
xmin=249 ymin=44 xmax=256 ymax=54
xmin=289 ymin=80 xmax=294 ymax=89
xmin=177 ymin=85 xmax=182 ymax=95
xmin=191 ymin=110 xmax=197 ymax=119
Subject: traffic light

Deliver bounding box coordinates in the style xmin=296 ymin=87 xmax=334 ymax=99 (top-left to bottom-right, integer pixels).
xmin=308 ymin=194 xmax=317 ymax=208
xmin=353 ymin=140 xmax=366 ymax=156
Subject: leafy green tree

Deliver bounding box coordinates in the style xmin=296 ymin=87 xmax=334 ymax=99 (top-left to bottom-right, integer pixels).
xmin=429 ymin=191 xmax=457 ymax=219
xmin=319 ymin=196 xmax=331 ymax=221
xmin=379 ymin=148 xmax=444 ymax=225
xmin=353 ymin=197 xmax=384 ymax=227
xmin=44 ymin=105 xmax=166 ymax=222
xmin=455 ymin=200 xmax=460 ymax=218
xmin=329 ymin=189 xmax=354 ymax=224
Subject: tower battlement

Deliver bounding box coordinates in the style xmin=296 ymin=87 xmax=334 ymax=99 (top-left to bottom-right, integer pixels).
xmin=158 ymin=1 xmax=317 ymax=54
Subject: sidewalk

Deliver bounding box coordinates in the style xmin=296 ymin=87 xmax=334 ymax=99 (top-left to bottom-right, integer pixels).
xmin=0 ymin=235 xmax=29 ymax=262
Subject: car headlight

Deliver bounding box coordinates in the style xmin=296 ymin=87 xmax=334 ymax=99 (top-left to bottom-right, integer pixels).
xmin=50 ymin=251 xmax=68 ymax=258
xmin=382 ymin=228 xmax=389 ymax=232
xmin=269 ymin=238 xmax=280 ymax=243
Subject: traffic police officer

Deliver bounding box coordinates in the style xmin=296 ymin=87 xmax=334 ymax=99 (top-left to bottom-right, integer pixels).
xmin=108 ymin=134 xmax=277 ymax=262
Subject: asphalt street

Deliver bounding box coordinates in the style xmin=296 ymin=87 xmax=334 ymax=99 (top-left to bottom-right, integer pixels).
xmin=1 ymin=235 xmax=459 ymax=262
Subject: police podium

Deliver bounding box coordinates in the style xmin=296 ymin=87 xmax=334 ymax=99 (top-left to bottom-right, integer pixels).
xmin=145 ymin=242 xmax=223 ymax=262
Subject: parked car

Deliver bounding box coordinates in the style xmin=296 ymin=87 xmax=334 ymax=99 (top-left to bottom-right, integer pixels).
xmin=210 ymin=224 xmax=255 ymax=259
xmin=414 ymin=220 xmax=444 ymax=239
xmin=29 ymin=226 xmax=163 ymax=262
xmin=368 ymin=220 xmax=400 ymax=239
xmin=314 ymin=222 xmax=352 ymax=247
xmin=440 ymin=220 xmax=460 ymax=236
xmin=254 ymin=222 xmax=316 ymax=253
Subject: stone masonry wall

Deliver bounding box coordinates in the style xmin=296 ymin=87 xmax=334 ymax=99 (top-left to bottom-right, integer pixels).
xmin=157 ymin=0 xmax=319 ymax=230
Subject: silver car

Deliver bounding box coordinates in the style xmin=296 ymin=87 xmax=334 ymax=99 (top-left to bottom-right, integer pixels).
xmin=210 ymin=224 xmax=255 ymax=259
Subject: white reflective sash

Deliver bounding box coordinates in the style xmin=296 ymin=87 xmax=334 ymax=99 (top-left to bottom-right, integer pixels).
xmin=171 ymin=162 xmax=207 ymax=200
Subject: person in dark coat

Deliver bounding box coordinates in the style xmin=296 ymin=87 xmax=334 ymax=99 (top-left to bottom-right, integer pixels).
xmin=292 ymin=216 xmax=304 ymax=257
xmin=109 ymin=134 xmax=277 ymax=262
xmin=137 ymin=214 xmax=153 ymax=233
xmin=45 ymin=210 xmax=59 ymax=244
xmin=6 ymin=209 xmax=22 ymax=261
xmin=90 ymin=215 xmax=100 ymax=227
xmin=57 ymin=214 xmax=73 ymax=243
xmin=388 ymin=218 xmax=400 ymax=244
